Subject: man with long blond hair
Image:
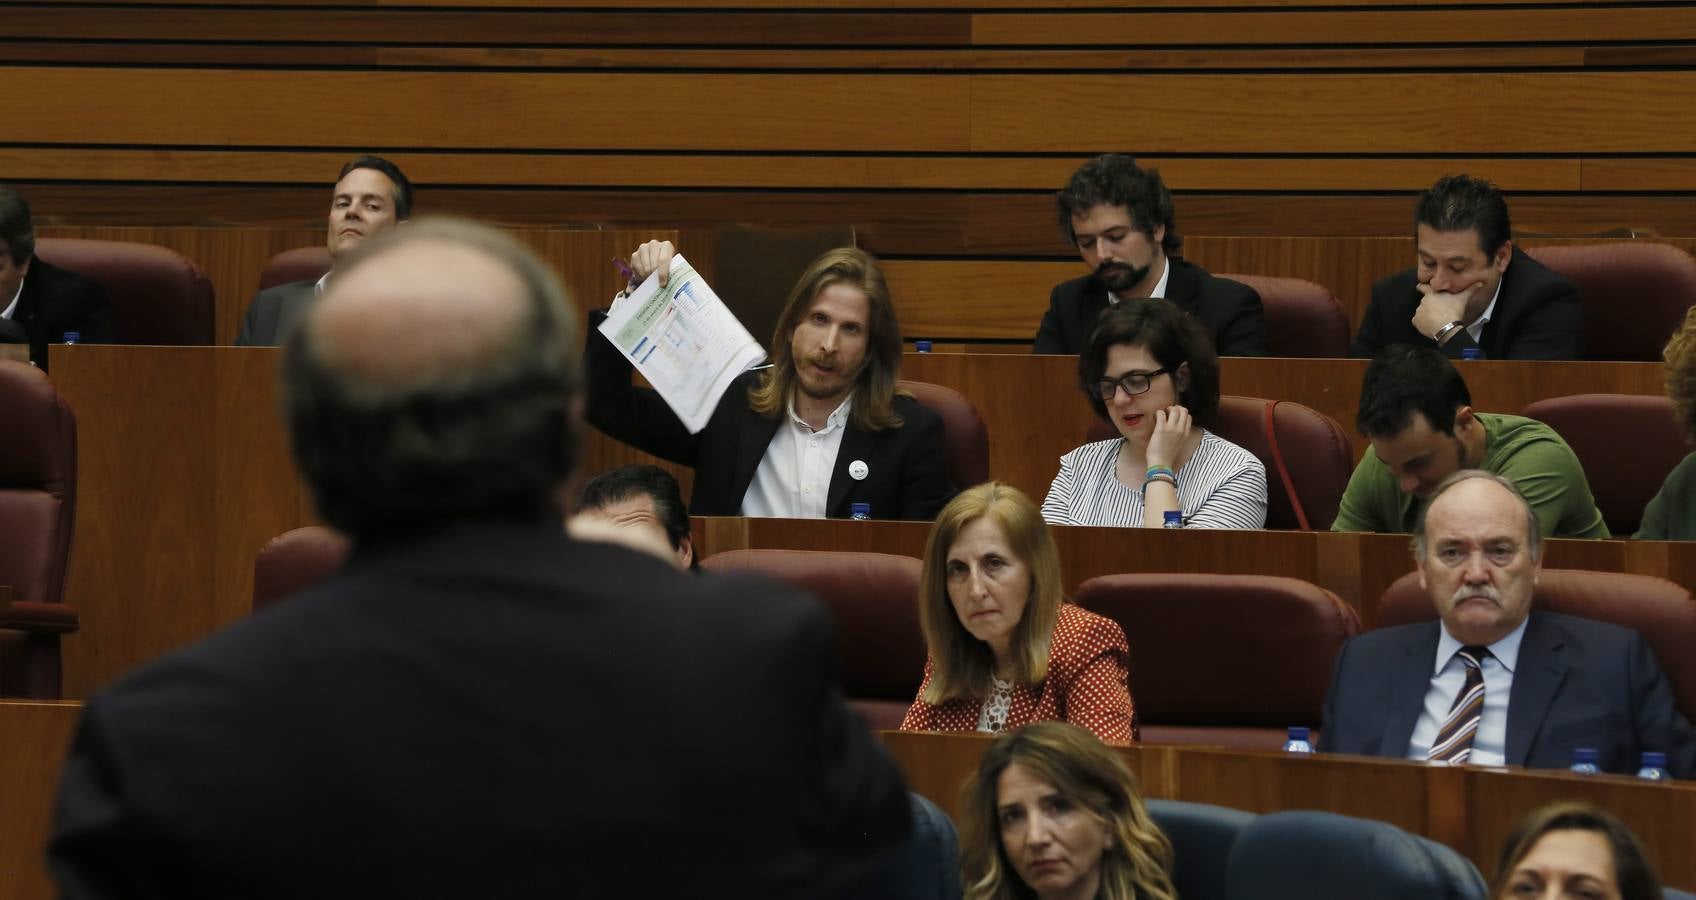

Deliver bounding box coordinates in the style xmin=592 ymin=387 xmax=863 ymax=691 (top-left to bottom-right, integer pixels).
xmin=586 ymin=239 xmax=955 ymax=520
xmin=1637 ymin=306 xmax=1696 ymax=540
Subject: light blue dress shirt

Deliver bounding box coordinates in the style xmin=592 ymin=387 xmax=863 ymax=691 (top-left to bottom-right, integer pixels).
xmin=1405 ymin=617 xmax=1529 ymax=766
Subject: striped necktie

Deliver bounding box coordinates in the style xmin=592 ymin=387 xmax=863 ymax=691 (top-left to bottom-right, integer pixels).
xmin=1427 ymin=646 xmax=1490 ymax=764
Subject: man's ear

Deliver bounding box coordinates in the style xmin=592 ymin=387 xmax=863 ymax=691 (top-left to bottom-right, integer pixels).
xmin=678 ymin=535 xmax=695 ymax=570
xmin=1151 ymin=224 xmax=1166 ymax=251
xmin=1453 ymin=405 xmax=1477 ymax=433
xmin=1492 ymin=239 xmax=1513 ymax=272
xmin=16 ymin=256 xmax=29 ymax=278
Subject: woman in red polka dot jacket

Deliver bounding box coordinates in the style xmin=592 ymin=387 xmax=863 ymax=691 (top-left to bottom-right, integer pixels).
xmin=900 ymin=482 xmax=1137 ymax=742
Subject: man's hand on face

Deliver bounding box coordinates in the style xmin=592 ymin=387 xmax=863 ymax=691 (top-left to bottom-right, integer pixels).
xmin=1411 ymin=281 xmax=1482 ymax=342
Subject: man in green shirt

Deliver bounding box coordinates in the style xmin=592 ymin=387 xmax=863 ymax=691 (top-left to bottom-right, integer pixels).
xmin=1332 ymin=344 xmax=1609 ymax=537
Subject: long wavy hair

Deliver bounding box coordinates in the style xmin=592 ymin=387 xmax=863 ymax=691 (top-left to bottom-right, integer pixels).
xmin=747 ymin=246 xmax=906 ymax=431
xmin=917 ymin=483 xmax=1063 ymax=704
xmin=960 ymin=722 xmax=1177 ymax=900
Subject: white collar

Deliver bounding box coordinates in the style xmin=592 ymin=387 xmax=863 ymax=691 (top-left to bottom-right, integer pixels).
xmin=0 ymin=266 xmax=24 ymax=320
xmin=787 ymin=393 xmax=853 ymax=434
xmin=314 ymin=270 xmax=332 ymax=296
xmin=1435 ymin=614 xmax=1528 ymax=676
xmin=1465 ymin=277 xmax=1505 ymax=343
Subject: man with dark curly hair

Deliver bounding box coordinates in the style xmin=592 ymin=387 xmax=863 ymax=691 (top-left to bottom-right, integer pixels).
xmin=1034 ymin=154 xmax=1266 ymax=357
xmin=1636 ymin=306 xmax=1696 ymax=539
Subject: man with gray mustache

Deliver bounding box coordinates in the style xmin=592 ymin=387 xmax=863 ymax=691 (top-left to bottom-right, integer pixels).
xmin=1318 ymin=470 xmax=1696 ymax=775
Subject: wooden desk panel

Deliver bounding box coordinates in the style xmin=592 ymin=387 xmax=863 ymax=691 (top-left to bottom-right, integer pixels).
xmin=0 ymin=701 xmax=83 ymax=900
xmin=879 ymin=731 xmax=1696 ymax=890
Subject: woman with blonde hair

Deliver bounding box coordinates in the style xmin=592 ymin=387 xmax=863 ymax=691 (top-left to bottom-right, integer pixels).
xmin=1637 ymin=305 xmax=1696 ymax=540
xmin=959 ymin=721 xmax=1176 ymax=900
xmin=900 ymin=483 xmax=1136 ymax=742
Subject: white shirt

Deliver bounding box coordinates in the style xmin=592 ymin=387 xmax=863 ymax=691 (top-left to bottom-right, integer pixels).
xmin=1464 ymin=277 xmax=1505 ymax=344
xmin=314 ymin=270 xmax=331 ymax=296
xmin=1105 ymin=256 xmax=1171 ymax=305
xmin=739 ymin=394 xmax=852 ymax=519
xmin=1405 ymin=616 xmax=1528 ymax=766
xmin=1 ymin=270 xmax=24 ymax=320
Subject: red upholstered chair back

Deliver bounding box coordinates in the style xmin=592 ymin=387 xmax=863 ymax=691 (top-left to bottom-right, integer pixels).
xmin=34 ymin=238 xmax=215 ymax=345
xmin=1376 ymin=569 xmax=1696 ymax=720
xmin=0 ymin=361 xmax=80 ymax=697
xmin=1216 ymin=273 xmax=1351 ymax=358
xmin=701 ymin=549 xmax=925 ymax=730
xmin=1521 ymin=394 xmax=1686 ymax=537
xmin=259 ymin=247 xmax=333 ymax=292
xmin=1524 ymin=243 xmax=1696 ymax=361
xmin=898 ymin=380 xmax=990 ymax=490
xmin=1083 ymin=395 xmax=1352 ymax=529
xmin=252 ymin=526 xmax=350 ymax=612
xmin=1074 ymin=573 xmax=1360 ymax=748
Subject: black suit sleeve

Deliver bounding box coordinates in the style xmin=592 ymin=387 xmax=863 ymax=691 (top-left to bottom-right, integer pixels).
xmin=1350 ymin=279 xmax=1400 ymax=359
xmin=1626 ymin=632 xmax=1696 ymax=779
xmin=50 ymin=700 xmax=180 ymax=899
xmin=897 ymin=407 xmax=957 ymax=521
xmin=1496 ymin=275 xmax=1583 ymax=361
xmin=583 ymin=309 xmax=704 ymax=466
xmin=1032 ymin=283 xmax=1070 ymax=354
xmin=786 ymin=595 xmax=913 ymax=865
xmin=71 ymin=279 xmax=112 ymax=344
xmin=1213 ymin=280 xmax=1268 ymax=357
xmin=1316 ymin=639 xmax=1352 ymax=754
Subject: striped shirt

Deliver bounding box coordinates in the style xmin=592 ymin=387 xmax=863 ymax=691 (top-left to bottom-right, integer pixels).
xmin=1040 ymin=430 xmax=1268 ymax=529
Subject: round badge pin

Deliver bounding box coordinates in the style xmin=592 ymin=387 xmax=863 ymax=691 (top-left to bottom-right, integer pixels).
xmin=848 ymin=460 xmax=869 ymax=481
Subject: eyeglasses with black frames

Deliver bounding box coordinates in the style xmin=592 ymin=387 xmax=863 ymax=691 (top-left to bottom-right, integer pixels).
xmin=1088 ymin=367 xmax=1175 ymax=400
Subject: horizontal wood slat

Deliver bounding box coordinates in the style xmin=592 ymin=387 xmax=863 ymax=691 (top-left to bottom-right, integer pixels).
xmin=24 ymin=0 xmax=1623 ymax=8
xmin=18 ymin=67 xmax=1696 ymax=155
xmin=970 ymin=72 xmax=1696 ymax=153
xmin=0 ymin=148 xmax=1587 ymax=191
xmin=13 ymin=6 xmax=1689 ymax=46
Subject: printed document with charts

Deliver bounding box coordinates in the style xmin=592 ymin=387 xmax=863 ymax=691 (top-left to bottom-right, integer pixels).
xmin=597 ymin=254 xmax=767 ymax=433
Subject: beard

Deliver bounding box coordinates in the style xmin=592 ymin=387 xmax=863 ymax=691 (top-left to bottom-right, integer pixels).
xmin=795 ymin=355 xmax=859 ymax=401
xmin=1095 ymin=260 xmax=1152 ymax=295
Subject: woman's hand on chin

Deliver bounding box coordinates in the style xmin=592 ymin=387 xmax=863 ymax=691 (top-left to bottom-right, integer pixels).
xmin=1144 ymin=405 xmax=1192 ymax=470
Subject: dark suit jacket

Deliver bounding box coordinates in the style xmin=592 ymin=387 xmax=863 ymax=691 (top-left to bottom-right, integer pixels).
xmin=1318 ymin=612 xmax=1696 ymax=776
xmin=234 ymin=279 xmax=315 ymax=347
xmin=8 ymin=257 xmax=111 ymax=369
xmin=49 ymin=520 xmax=912 ymax=899
xmin=1351 ymin=246 xmax=1582 ymax=360
xmin=585 ymin=316 xmax=956 ymax=521
xmin=1032 ymin=258 xmax=1267 ymax=356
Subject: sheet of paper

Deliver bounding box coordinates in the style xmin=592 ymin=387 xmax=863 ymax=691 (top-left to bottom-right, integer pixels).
xmin=597 ymin=254 xmax=766 ymax=433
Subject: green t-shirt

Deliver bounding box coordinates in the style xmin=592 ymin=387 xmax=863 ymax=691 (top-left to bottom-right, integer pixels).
xmin=1331 ymin=413 xmax=1610 ymax=538
xmin=1635 ymin=451 xmax=1696 ymax=540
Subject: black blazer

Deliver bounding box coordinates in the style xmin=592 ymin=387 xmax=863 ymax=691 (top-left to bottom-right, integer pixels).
xmin=1031 ymin=258 xmax=1267 ymax=356
xmin=49 ymin=521 xmax=913 ymax=899
xmin=585 ymin=316 xmax=956 ymax=521
xmin=1351 ymin=246 xmax=1582 ymax=360
xmin=234 ymin=279 xmax=315 ymax=347
xmin=9 ymin=257 xmax=111 ymax=369
xmin=1318 ymin=612 xmax=1696 ymax=777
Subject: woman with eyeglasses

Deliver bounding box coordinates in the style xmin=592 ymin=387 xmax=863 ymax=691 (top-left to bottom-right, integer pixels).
xmin=1041 ymin=299 xmax=1267 ymax=528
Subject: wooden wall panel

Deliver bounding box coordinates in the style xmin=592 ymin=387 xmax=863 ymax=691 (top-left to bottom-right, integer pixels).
xmin=971 ymin=73 xmax=1696 ymax=154
xmin=0 ymin=702 xmax=81 ymax=900
xmin=7 ymin=69 xmax=972 ymax=152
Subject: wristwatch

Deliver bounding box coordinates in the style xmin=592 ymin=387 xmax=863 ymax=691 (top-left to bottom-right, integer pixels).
xmin=1432 ymin=320 xmax=1465 ymax=345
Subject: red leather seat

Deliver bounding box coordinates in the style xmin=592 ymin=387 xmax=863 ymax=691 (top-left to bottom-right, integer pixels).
xmin=259 ymin=247 xmax=333 ymax=292
xmin=1217 ymin=273 xmax=1351 ymax=358
xmin=1075 ymin=573 xmax=1360 ymax=749
xmin=1376 ymin=569 xmax=1696 ymax=721
xmin=1525 ymin=243 xmax=1696 ymax=361
xmin=1085 ymin=395 xmax=1353 ymax=530
xmin=0 ymin=361 xmax=80 ymax=697
xmin=700 ymin=548 xmax=925 ymax=730
xmin=34 ymin=237 xmax=215 ymax=346
xmin=898 ymin=380 xmax=990 ymax=490
xmin=1521 ymin=393 xmax=1686 ymax=537
xmin=252 ymin=526 xmax=349 ymax=612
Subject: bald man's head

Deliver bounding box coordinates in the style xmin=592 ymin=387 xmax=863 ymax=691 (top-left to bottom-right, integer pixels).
xmin=282 ymin=218 xmax=582 ymax=539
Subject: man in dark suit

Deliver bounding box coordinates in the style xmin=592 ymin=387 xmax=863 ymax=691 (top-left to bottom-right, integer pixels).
xmin=586 ymin=240 xmax=955 ymax=521
xmin=50 ymin=219 xmax=912 ymax=898
xmin=1351 ymin=174 xmax=1582 ymax=360
xmin=0 ymin=186 xmax=111 ymax=369
xmin=1319 ymin=470 xmax=1695 ymax=776
xmin=1033 ymin=154 xmax=1266 ymax=357
xmin=234 ymin=155 xmax=412 ymax=346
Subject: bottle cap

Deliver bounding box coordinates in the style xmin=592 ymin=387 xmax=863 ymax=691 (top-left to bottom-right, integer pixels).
xmin=915 ymin=340 xmax=932 ymax=353
xmin=1287 ymin=726 xmax=1310 ymax=740
xmin=1643 ymin=751 xmax=1668 ymax=767
xmin=62 ymin=331 xmax=80 ymax=343
xmin=1163 ymin=510 xmax=1183 ymax=525
xmin=1460 ymin=348 xmax=1482 ymax=360
xmin=1573 ymin=747 xmax=1599 ymax=763
xmin=850 ymin=502 xmax=872 ymax=519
